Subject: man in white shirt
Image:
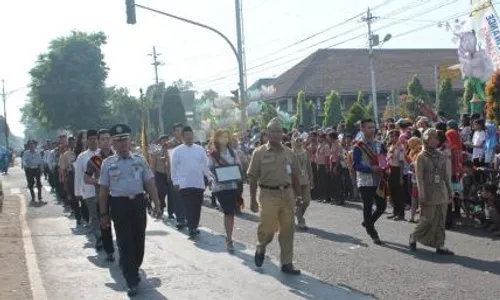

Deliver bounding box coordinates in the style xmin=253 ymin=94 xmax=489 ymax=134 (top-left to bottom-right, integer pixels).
xmin=74 ymin=130 xmax=100 ymax=240
xmin=171 ymin=126 xmax=212 ymax=237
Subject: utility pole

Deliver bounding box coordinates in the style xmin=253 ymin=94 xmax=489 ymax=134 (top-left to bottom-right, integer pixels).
xmin=126 ymin=1 xmax=249 ymax=131
xmin=1 ymin=80 xmax=7 ymax=149
xmin=362 ymin=8 xmax=380 ymax=128
xmin=235 ymin=0 xmax=248 ymax=132
xmin=149 ymin=46 xmax=164 ymax=134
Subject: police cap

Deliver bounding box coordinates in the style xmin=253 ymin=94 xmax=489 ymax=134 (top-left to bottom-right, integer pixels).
xmin=110 ymin=124 xmax=131 ymax=140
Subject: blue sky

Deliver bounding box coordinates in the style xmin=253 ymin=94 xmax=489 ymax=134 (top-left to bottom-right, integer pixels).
xmin=0 ymin=0 xmax=494 ymax=137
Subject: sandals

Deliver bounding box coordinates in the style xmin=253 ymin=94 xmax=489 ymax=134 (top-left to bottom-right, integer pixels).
xmin=226 ymin=239 xmax=235 ymax=253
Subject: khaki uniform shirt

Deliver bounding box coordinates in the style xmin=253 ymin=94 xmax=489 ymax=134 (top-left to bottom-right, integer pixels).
xmin=150 ymin=147 xmax=170 ymax=174
xmin=293 ymin=150 xmax=313 ymax=186
xmin=167 ymin=138 xmax=182 ymax=149
xmin=247 ymin=143 xmax=299 ymax=187
xmin=59 ymin=149 xmax=76 ymax=173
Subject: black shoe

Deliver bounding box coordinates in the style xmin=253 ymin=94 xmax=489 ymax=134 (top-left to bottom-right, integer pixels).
xmin=387 ymin=215 xmax=396 ymax=219
xmin=127 ymin=286 xmax=138 ymax=297
xmin=409 ymin=239 xmax=417 ymax=251
xmin=188 ymin=229 xmax=196 ymax=237
xmin=281 ymin=263 xmax=301 ymax=275
xmin=194 ymin=229 xmax=200 ymax=235
xmin=106 ymin=253 xmax=115 ymax=262
xmin=176 ymin=221 xmax=186 ymax=230
xmin=168 ymin=214 xmax=175 ymax=220
xmin=95 ymin=240 xmax=103 ymax=251
xmin=372 ymin=235 xmax=383 ymax=245
xmin=254 ymin=248 xmax=265 ymax=267
xmin=393 ymin=215 xmax=405 ymax=221
xmin=436 ymin=248 xmax=455 ymax=255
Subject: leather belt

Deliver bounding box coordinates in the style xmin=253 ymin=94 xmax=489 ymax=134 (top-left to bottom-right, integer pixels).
xmin=259 ymin=184 xmax=290 ymax=191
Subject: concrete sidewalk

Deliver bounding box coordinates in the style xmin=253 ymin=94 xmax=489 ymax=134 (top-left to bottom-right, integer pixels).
xmin=11 ymin=176 xmax=373 ymax=299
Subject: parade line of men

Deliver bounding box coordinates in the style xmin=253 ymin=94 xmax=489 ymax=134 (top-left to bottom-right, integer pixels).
xmin=22 ymin=115 xmax=463 ymax=297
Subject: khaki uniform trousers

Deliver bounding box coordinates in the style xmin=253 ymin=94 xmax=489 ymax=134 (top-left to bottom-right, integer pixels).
xmin=257 ymin=187 xmax=295 ymax=265
xmin=296 ymin=184 xmax=311 ymax=225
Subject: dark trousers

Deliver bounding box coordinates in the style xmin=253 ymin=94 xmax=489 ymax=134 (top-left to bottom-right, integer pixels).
xmin=110 ymin=195 xmax=147 ymax=287
xmin=67 ymin=172 xmax=89 ymax=222
xmin=329 ymin=163 xmax=343 ymax=201
xmin=388 ymin=166 xmax=404 ymax=217
xmin=317 ymin=164 xmax=329 ymax=202
xmin=402 ymin=175 xmax=412 ymax=207
xmin=96 ymin=200 xmax=114 ymax=254
xmin=154 ymin=171 xmax=171 ymax=214
xmin=168 ymin=179 xmax=185 ymax=222
xmin=311 ymin=162 xmax=319 ymax=199
xmin=359 ymin=186 xmax=387 ymax=238
xmin=54 ymin=168 xmax=67 ymax=203
xmin=26 ymin=168 xmax=42 ymax=200
xmin=43 ymin=164 xmax=49 ymax=180
xmin=180 ymin=188 xmax=204 ymax=230
xmin=48 ymin=169 xmax=56 ymax=189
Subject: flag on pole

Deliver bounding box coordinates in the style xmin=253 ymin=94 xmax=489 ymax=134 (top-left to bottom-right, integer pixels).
xmin=139 ymin=89 xmax=150 ymax=163
xmin=471 ymin=0 xmax=500 ymax=68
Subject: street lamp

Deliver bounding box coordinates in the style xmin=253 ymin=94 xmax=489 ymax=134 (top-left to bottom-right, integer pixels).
xmin=124 ymin=0 xmax=248 ymax=132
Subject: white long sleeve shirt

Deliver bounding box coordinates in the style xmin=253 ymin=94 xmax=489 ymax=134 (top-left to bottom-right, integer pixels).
xmin=74 ymin=149 xmax=99 ymax=199
xmin=171 ymin=144 xmax=211 ymax=190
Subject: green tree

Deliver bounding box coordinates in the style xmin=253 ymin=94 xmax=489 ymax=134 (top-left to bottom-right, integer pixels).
xmin=293 ymin=91 xmax=314 ymax=129
xmin=20 ymin=102 xmax=57 ymax=145
xmin=345 ymin=102 xmax=370 ymax=133
xmin=323 ymin=90 xmax=343 ymax=127
xmin=173 ymin=79 xmax=194 ymax=91
xmin=438 ymin=78 xmax=458 ymax=119
xmin=485 ymin=70 xmax=500 ymax=123
xmin=463 ymin=79 xmax=474 ymax=113
xmin=260 ymin=102 xmax=277 ymax=129
xmin=407 ymin=75 xmax=428 ymax=103
xmin=27 ymin=31 xmax=109 ymax=131
xmin=163 ymin=86 xmax=187 ymax=133
xmin=106 ymin=87 xmax=142 ymax=138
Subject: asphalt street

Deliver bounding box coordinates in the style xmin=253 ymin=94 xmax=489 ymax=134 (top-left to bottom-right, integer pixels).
xmin=6 ymin=167 xmax=372 ymax=300
xmin=5 ymin=166 xmax=500 ymax=300
xmin=200 ymin=187 xmax=500 ymax=300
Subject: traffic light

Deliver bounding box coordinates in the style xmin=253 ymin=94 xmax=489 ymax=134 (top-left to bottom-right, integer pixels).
xmin=126 ymin=0 xmax=137 ymax=24
xmin=230 ymin=89 xmax=239 ymax=104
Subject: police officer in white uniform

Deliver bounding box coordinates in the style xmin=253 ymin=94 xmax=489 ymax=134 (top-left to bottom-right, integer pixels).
xmin=98 ymin=124 xmax=162 ymax=297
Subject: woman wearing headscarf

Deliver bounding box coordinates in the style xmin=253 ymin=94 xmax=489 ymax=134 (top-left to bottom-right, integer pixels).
xmin=409 ymin=129 xmax=454 ymax=255
xmin=446 ymin=121 xmax=463 ymax=219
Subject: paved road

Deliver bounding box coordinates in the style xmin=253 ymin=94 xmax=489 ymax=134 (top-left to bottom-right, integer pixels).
xmin=5 ymin=167 xmax=373 ymax=300
xmin=200 ymin=187 xmax=500 ymax=300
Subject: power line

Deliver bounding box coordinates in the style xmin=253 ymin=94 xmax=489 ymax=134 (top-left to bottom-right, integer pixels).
xmin=195 ymin=0 xmax=460 ymax=86
xmin=196 ymin=1 xmax=488 ymax=91
xmin=199 ymin=0 xmax=399 ymax=83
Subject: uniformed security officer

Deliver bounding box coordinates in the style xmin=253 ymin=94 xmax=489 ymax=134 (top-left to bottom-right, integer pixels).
xmin=22 ymin=140 xmax=44 ymax=204
xmin=98 ymin=124 xmax=162 ymax=297
xmin=247 ymin=117 xmax=302 ymax=275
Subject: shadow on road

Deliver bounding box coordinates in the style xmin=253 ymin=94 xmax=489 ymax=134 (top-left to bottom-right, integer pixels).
xmin=104 ymin=263 xmax=168 ymax=299
xmin=382 ymin=241 xmax=500 ymax=275
xmin=303 ymin=227 xmax=369 ymax=247
xmin=191 ymin=229 xmax=375 ymax=300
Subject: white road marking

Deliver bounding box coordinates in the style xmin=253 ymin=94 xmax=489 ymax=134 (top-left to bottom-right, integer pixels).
xmin=10 ymin=188 xmax=21 ymax=194
xmin=19 ymin=193 xmax=48 ymax=300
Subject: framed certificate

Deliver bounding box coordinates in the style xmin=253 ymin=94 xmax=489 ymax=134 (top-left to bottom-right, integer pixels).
xmin=214 ymin=165 xmax=242 ymax=183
